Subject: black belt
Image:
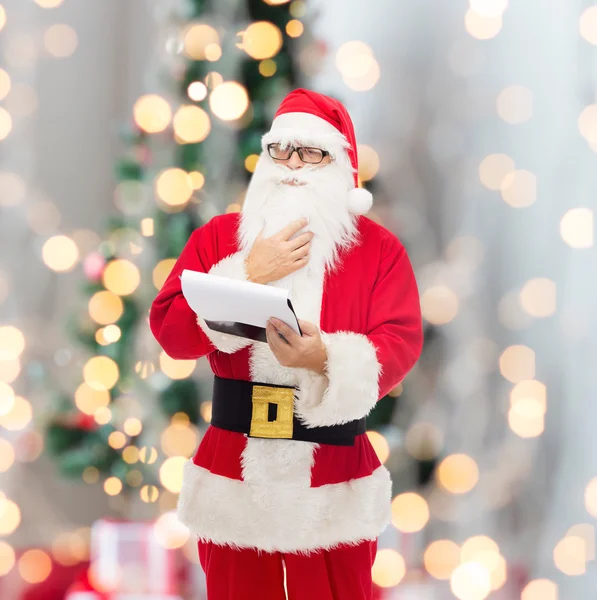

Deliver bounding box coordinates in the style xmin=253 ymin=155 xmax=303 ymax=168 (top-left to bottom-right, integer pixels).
xmin=211 ymin=376 xmax=366 ymax=446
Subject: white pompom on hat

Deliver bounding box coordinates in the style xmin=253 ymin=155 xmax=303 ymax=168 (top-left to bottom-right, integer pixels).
xmin=261 ymin=88 xmax=373 ymax=216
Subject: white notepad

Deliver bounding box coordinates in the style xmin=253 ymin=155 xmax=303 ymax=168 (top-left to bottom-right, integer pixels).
xmin=180 ymin=269 xmax=301 ymax=343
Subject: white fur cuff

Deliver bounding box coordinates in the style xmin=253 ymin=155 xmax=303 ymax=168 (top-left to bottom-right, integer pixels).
xmin=196 ymin=252 xmax=252 ymax=354
xmin=295 ymin=332 xmax=381 ymax=427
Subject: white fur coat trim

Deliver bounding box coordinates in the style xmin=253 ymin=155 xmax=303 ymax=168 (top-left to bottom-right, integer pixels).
xmin=195 ymin=252 xmax=252 ymax=354
xmin=295 ymin=331 xmax=381 ymax=427
xmin=177 ymin=460 xmax=392 ymax=553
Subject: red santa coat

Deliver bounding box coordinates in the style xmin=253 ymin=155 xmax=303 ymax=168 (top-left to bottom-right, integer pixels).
xmin=150 ymin=212 xmax=423 ymax=554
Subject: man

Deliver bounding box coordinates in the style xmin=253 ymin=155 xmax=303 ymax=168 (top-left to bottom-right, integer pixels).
xmin=150 ymin=89 xmax=423 ymax=600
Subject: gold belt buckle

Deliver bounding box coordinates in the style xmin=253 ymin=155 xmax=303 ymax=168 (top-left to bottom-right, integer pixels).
xmin=249 ymin=385 xmax=294 ymax=439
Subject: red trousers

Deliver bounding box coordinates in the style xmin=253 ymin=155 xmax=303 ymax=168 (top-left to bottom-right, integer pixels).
xmin=198 ymin=539 xmax=377 ymax=600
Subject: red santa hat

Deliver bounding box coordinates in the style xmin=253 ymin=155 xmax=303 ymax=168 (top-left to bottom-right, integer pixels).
xmin=261 ymin=88 xmax=373 ymax=216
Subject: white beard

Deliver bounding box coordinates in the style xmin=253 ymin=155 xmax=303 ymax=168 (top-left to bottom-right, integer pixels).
xmin=238 ymin=155 xmax=358 ymax=279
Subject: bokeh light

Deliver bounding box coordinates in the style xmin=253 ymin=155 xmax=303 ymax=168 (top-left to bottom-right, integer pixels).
xmin=0 ymin=5 xmax=5 ymax=31
xmin=139 ymin=446 xmax=158 ymax=464
xmin=560 ymin=208 xmax=593 ymax=248
xmin=286 ymin=19 xmax=304 ymax=37
xmin=42 ymin=235 xmax=79 ymax=272
xmin=153 ymin=511 xmax=190 ymax=549
xmin=18 ymin=549 xmax=52 ymax=584
xmin=205 ymin=71 xmax=224 ymax=89
xmin=209 ymin=82 xmax=249 ymax=121
xmin=437 ymin=454 xmax=479 ymax=494
xmin=245 ymin=154 xmax=260 ymax=172
xmin=496 ymin=85 xmax=533 ymax=124
xmin=500 ymin=170 xmax=537 ymax=207
xmin=16 ymin=430 xmax=44 ymax=462
xmin=44 ymin=24 xmax=78 ymax=57
xmin=0 ymin=69 xmax=11 ymax=100
xmin=189 ymin=171 xmax=205 ymax=190
xmin=141 ymin=218 xmax=154 ymax=236
xmin=94 ymin=407 xmax=112 ymax=425
xmin=96 ymin=324 xmax=121 ymax=345
xmin=358 ymin=145 xmax=380 ymax=181
xmin=88 ymin=290 xmax=124 ymax=325
xmin=0 ymin=381 xmax=15 ymax=417
xmin=421 ymin=285 xmax=459 ymax=325
xmin=83 ymin=356 xmax=119 ymax=391
xmin=0 ymin=358 xmax=21 ymax=383
xmin=133 ymin=95 xmax=172 ymax=134
xmin=0 ymin=499 xmax=21 ymax=535
xmin=585 ymin=478 xmax=597 ymax=518
xmin=499 ymin=345 xmax=536 ymax=382
xmin=336 ymin=41 xmax=380 ymax=91
xmin=259 ymin=59 xmax=277 ymax=77
xmin=122 ymin=446 xmax=139 ymax=464
xmin=578 ymin=104 xmax=597 ymax=143
xmin=391 ymin=492 xmax=430 ymax=532
xmin=580 ymin=6 xmax=597 ymax=45
xmin=450 ymin=562 xmax=492 ymax=600
xmin=156 ymin=168 xmax=194 ymax=208
xmin=5 ymin=82 xmax=38 ymax=117
xmin=366 ymin=430 xmax=390 ymax=464
xmin=104 ymin=477 xmax=123 ymax=496
xmin=508 ymin=398 xmax=545 ymax=438
xmin=0 ymin=541 xmax=15 ymax=576
xmin=465 ymin=10 xmax=503 ymax=40
xmin=159 ymin=352 xmax=196 ymax=380
xmin=188 ymin=81 xmax=207 ymax=101
xmin=405 ymin=422 xmax=444 ymax=460
xmin=124 ymin=417 xmax=142 ymax=437
xmin=35 ymin=0 xmax=64 ymax=6
xmin=241 ymin=22 xmax=283 ymax=59
xmin=102 ymin=259 xmax=140 ymax=296
xmin=553 ymin=535 xmax=586 ymax=575
xmin=153 ymin=259 xmax=176 ymax=290
xmin=371 ymin=549 xmax=406 ymax=588
xmin=567 ymin=524 xmax=595 ymax=561
xmin=0 ymin=171 xmax=26 ymax=207
xmin=140 ymin=485 xmax=159 ymax=503
xmin=521 ymin=579 xmax=558 ymax=600
xmin=108 ymin=431 xmax=126 ymax=450
xmin=0 ymin=107 xmax=12 ymax=140
xmin=160 ymin=422 xmax=198 ymax=458
xmin=127 ymin=470 xmax=143 ymax=487
xmin=204 ymin=43 xmax=222 ymax=62
xmin=510 ymin=379 xmax=547 ymax=413
xmin=424 ymin=539 xmax=460 ymax=580
xmin=0 ymin=325 xmax=25 ymax=360
xmin=469 ymin=0 xmax=508 ymax=18
xmin=520 ymin=278 xmax=556 ymax=318
xmin=0 ymin=439 xmax=15 ymax=472
xmin=173 ymin=105 xmax=211 ymax=143
xmin=0 ymin=395 xmax=33 ymax=430
xmin=159 ymin=456 xmax=187 ymax=493
xmin=82 ymin=466 xmax=99 ymax=484
xmin=183 ymin=24 xmax=220 ymax=60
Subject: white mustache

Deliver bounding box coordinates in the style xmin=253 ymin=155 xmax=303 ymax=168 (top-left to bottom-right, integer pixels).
xmin=267 ymin=164 xmax=320 ymax=186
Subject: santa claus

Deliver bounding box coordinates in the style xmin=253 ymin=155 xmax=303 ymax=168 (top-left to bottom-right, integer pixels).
xmin=150 ymin=89 xmax=423 ymax=599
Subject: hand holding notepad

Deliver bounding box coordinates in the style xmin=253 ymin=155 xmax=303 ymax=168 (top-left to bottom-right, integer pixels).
xmin=180 ymin=269 xmax=302 ymax=344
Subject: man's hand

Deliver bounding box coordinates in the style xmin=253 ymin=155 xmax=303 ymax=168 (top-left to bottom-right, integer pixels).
xmin=266 ymin=318 xmax=328 ymax=375
xmin=245 ymin=219 xmax=314 ymax=285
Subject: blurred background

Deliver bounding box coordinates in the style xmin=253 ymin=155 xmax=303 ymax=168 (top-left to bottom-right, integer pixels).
xmin=0 ymin=0 xmax=596 ymax=598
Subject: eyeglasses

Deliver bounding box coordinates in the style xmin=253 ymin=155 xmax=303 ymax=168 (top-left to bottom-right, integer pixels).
xmin=267 ymin=143 xmax=330 ymax=165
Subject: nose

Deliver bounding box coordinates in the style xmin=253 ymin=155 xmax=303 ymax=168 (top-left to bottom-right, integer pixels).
xmin=285 ymin=150 xmax=304 ymax=170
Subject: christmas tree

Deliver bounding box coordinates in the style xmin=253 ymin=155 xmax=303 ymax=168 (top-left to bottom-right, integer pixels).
xmin=44 ymin=0 xmax=312 ymax=500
